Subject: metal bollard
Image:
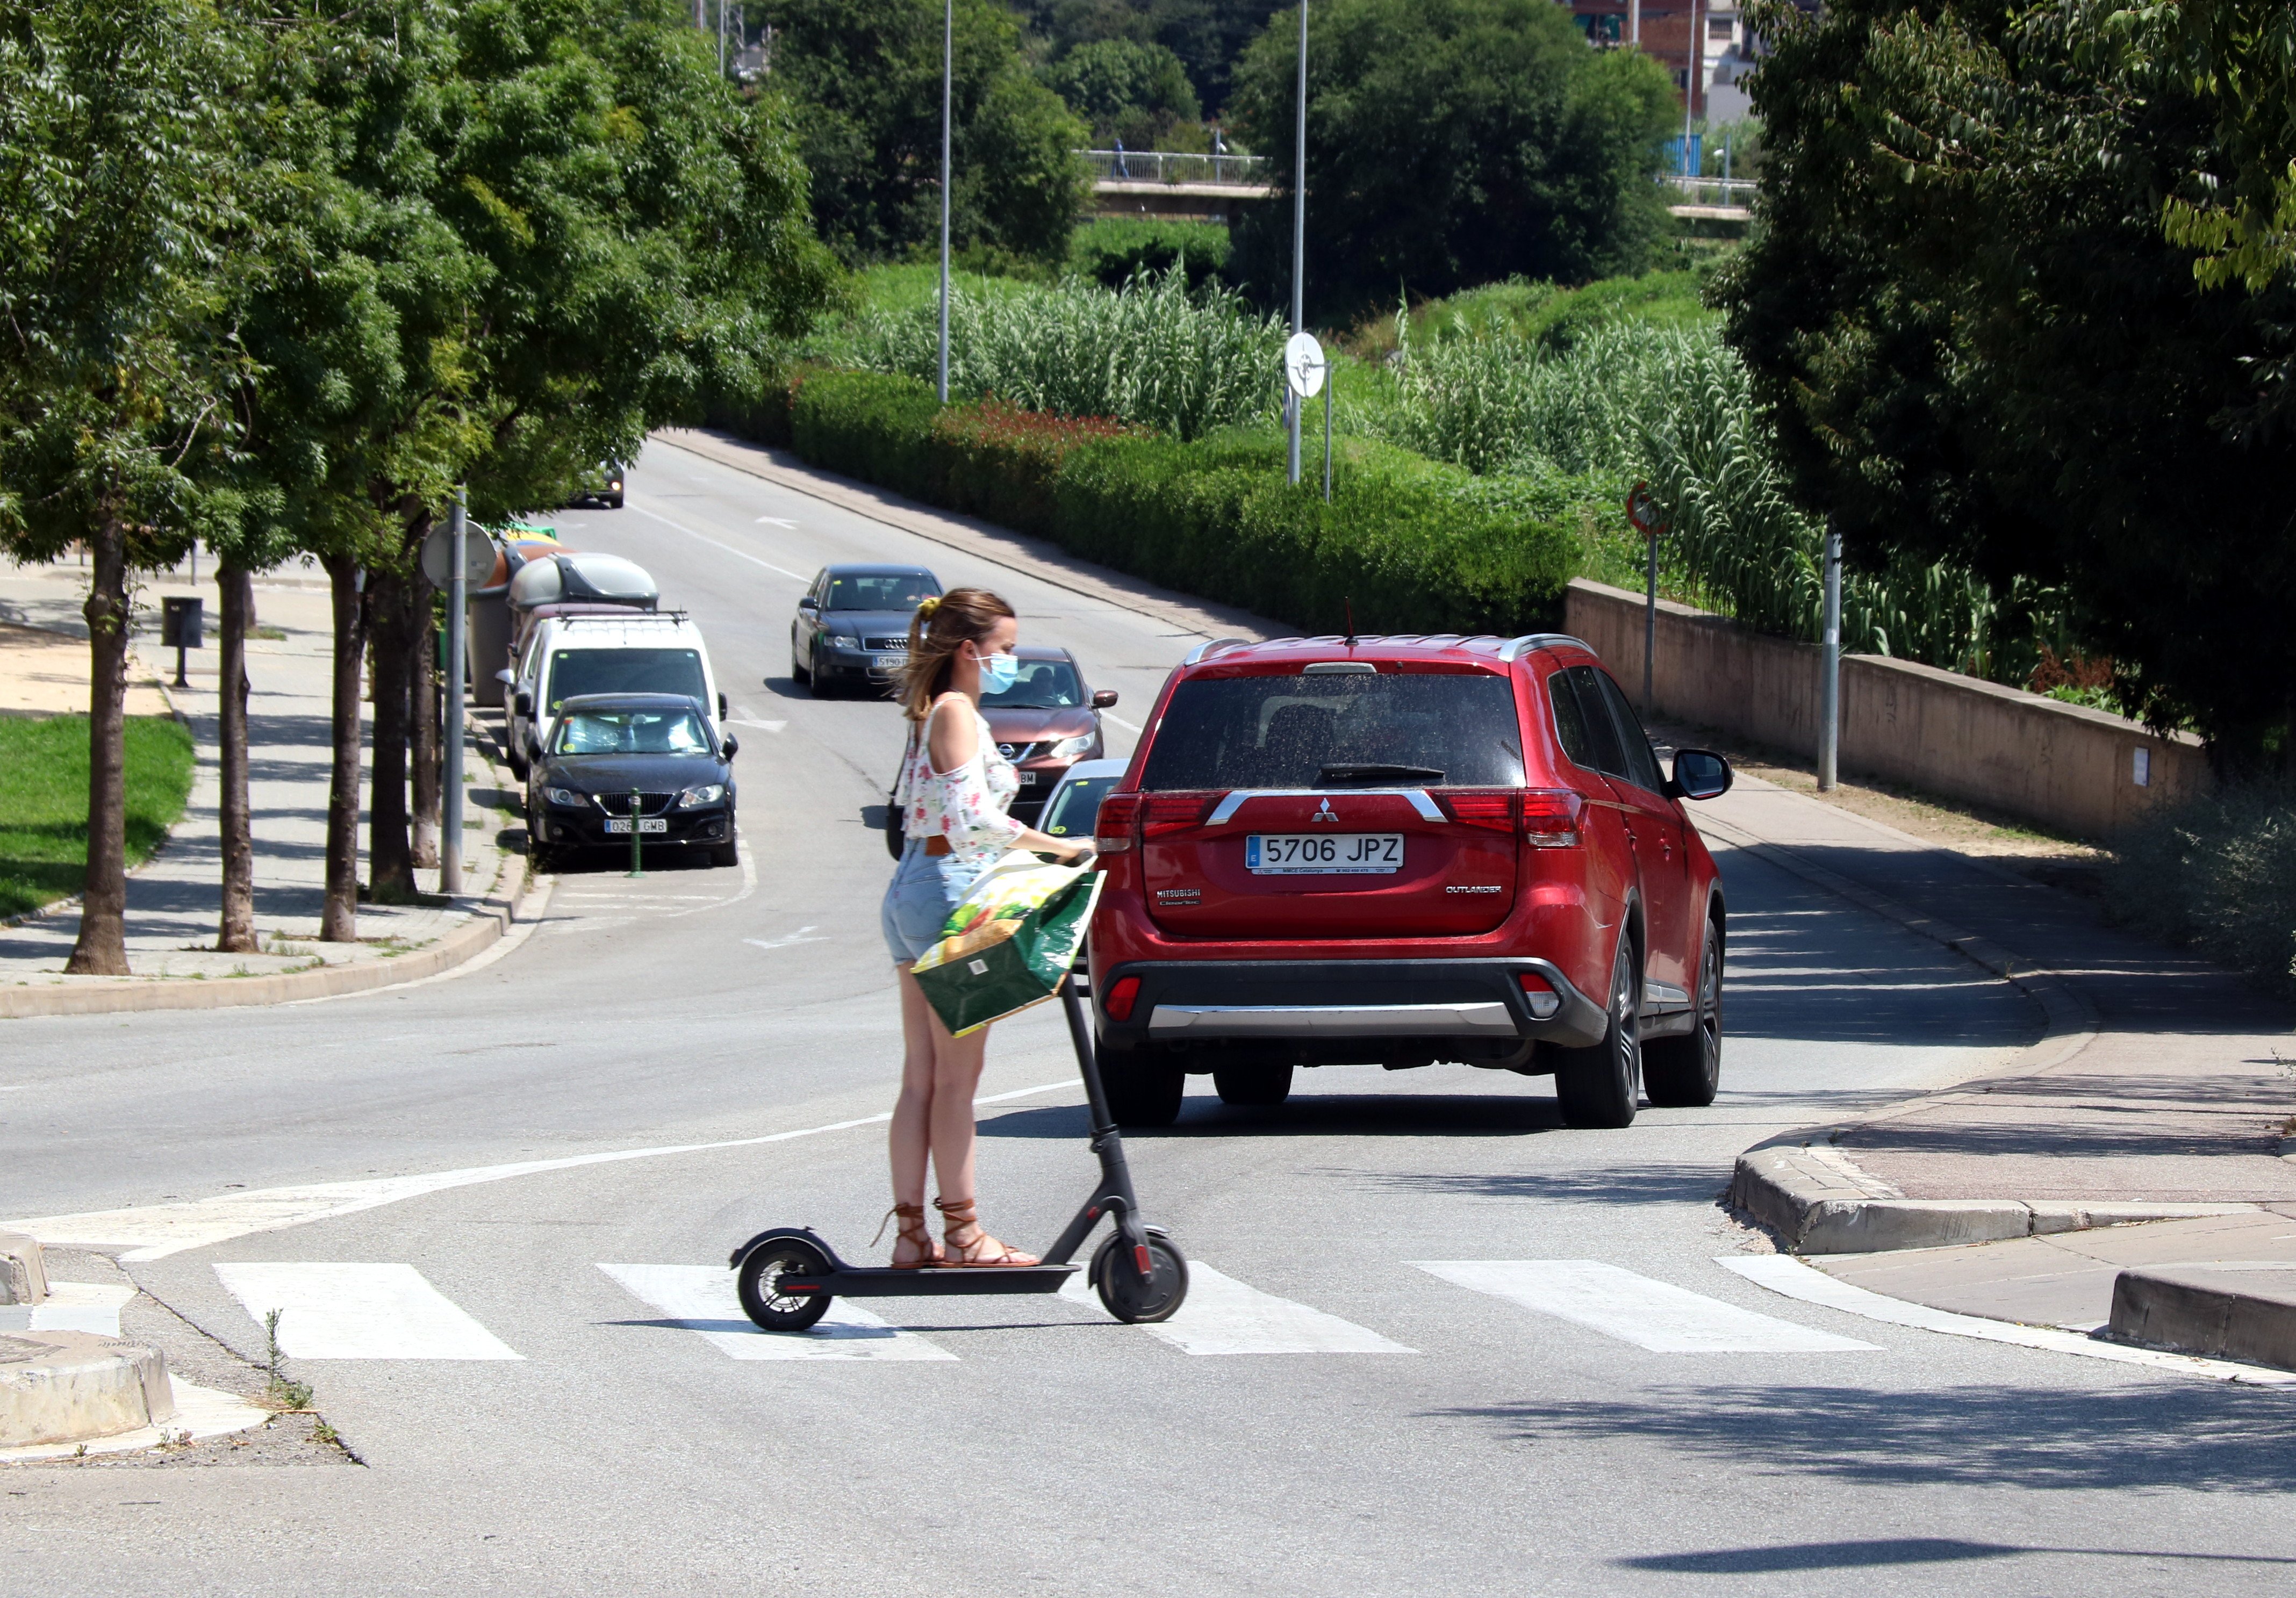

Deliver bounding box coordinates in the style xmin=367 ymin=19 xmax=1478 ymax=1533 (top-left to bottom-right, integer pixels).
xmin=628 ymin=790 xmax=644 ymax=877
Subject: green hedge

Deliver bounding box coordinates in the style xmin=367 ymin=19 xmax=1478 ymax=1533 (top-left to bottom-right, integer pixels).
xmin=781 ymin=369 xmax=1578 ymax=637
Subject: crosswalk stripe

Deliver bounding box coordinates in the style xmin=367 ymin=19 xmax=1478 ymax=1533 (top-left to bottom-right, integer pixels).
xmin=1412 ymin=1261 xmax=1882 ymax=1353
xmin=214 ymin=1263 xmax=523 ymax=1360
xmin=598 ymin=1264 xmax=957 ymax=1362
xmin=1064 ymin=1263 xmax=1415 ymax=1356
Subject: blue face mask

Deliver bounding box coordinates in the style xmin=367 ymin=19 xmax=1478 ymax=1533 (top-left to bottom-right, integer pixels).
xmin=978 ymin=650 xmax=1020 ymax=694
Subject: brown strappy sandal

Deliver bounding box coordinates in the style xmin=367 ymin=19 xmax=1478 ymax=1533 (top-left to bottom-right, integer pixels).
xmin=873 ymin=1202 xmax=943 ymax=1269
xmin=935 ymin=1196 xmax=1040 ymax=1268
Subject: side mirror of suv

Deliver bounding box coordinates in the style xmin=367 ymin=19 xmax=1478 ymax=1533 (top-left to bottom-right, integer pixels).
xmin=719 ymin=692 xmax=729 ymax=719
xmin=513 ymin=689 xmax=534 ymax=718
xmin=721 ymin=735 xmax=740 ymax=759
xmin=494 ymin=668 xmax=517 ymax=687
xmin=797 ymin=595 xmax=819 ymax=612
xmin=1092 ymin=689 xmax=1120 ymax=709
xmin=1670 ymin=748 xmax=1732 ymax=801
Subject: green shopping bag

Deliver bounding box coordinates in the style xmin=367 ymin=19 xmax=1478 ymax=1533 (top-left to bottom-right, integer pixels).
xmin=910 ymin=853 xmax=1103 ymax=1038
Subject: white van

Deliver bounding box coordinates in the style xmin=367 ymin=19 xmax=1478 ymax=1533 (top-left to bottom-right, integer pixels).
xmin=501 ymin=612 xmax=725 ymax=776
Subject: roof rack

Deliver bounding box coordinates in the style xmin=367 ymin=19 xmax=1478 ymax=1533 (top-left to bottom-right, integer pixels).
xmin=1182 ymin=637 xmax=1250 ymax=665
xmin=1498 ymin=633 xmax=1591 ymax=662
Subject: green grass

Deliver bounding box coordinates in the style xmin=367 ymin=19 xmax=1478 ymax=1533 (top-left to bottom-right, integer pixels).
xmin=0 ymin=715 xmax=195 ymax=920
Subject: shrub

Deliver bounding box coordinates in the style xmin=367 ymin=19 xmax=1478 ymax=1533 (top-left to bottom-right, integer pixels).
xmin=2108 ymin=784 xmax=2296 ymax=998
xmin=784 ymin=369 xmax=1580 ymax=637
xmin=1067 ymin=218 xmax=1231 ymax=291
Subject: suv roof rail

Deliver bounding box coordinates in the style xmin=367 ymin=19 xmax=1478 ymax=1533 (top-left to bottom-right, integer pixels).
xmin=1183 ymin=637 xmax=1250 ymax=666
xmin=1499 ymin=632 xmax=1591 ymax=662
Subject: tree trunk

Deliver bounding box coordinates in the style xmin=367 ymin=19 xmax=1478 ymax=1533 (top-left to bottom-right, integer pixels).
xmin=321 ymin=552 xmax=367 ymax=942
xmin=216 ymin=562 xmax=257 ymax=953
xmin=66 ymin=511 xmax=133 ymax=975
xmin=367 ymin=567 xmax=418 ymax=902
xmin=410 ymin=565 xmax=441 ymax=871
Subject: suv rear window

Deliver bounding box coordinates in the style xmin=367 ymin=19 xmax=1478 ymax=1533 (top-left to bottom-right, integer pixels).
xmin=547 ymin=647 xmax=705 ymax=711
xmin=1139 ymin=673 xmax=1525 ymax=791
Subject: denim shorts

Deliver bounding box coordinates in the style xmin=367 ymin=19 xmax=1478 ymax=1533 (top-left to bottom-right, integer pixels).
xmin=880 ymin=841 xmax=985 ymax=963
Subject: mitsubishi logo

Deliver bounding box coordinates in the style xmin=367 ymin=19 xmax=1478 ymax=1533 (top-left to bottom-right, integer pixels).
xmin=1310 ymin=798 xmax=1339 ymax=824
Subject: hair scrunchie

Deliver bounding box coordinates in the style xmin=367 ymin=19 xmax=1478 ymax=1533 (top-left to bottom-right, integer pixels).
xmin=916 ymin=595 xmax=941 ymax=618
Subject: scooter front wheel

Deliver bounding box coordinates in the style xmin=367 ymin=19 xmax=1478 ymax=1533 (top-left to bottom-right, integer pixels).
xmin=1092 ymin=1227 xmax=1188 ymax=1325
xmin=737 ymin=1239 xmax=834 ymax=1333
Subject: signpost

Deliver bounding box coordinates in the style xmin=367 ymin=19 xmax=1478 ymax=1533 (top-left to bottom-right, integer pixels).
xmin=1284 ymin=333 xmax=1330 ymax=503
xmin=1625 ymin=481 xmax=1666 ymax=717
xmin=426 ymin=494 xmax=487 ymax=894
xmin=1819 ymin=521 xmax=1842 ymax=791
xmin=1287 ymin=0 xmax=1308 ymax=487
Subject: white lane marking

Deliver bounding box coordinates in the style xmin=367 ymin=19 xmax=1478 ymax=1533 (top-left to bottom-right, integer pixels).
xmin=755 ymin=516 xmax=799 ymax=528
xmin=214 ymin=1263 xmax=523 ymax=1360
xmin=1720 ymin=1255 xmax=2296 ymax=1385
xmin=626 ymin=503 xmax=807 ymax=580
xmin=744 ymin=927 xmax=824 ymax=951
xmin=724 ymin=718 xmax=787 ymax=732
xmin=598 ymin=1264 xmax=955 ymax=1362
xmin=1065 ymin=1263 xmax=1415 ymax=1356
xmin=29 ymin=1282 xmax=135 ymax=1337
xmin=1416 ymin=1261 xmax=1881 ymax=1353
xmin=1100 ymin=711 xmax=1141 ymax=733
xmin=9 ymin=1081 xmax=1077 ymax=1260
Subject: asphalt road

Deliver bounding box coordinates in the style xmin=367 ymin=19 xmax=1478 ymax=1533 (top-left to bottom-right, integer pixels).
xmin=6 ymin=438 xmax=2295 ymax=1595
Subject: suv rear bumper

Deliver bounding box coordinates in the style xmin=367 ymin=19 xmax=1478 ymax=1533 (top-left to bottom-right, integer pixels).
xmin=1098 ymin=957 xmax=1610 ymax=1066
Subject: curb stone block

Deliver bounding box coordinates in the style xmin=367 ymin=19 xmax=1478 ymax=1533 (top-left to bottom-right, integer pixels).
xmin=0 ymin=1331 xmax=174 ymax=1449
xmin=2110 ymin=1267 xmax=2296 ymax=1372
xmin=0 ymin=1233 xmax=45 ymax=1305
xmin=1798 ymin=1198 xmax=2036 ymax=1254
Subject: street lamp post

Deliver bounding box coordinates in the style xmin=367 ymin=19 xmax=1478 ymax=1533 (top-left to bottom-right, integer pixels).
xmin=1287 ymin=0 xmax=1307 ymax=487
xmin=937 ymin=0 xmax=952 ymax=405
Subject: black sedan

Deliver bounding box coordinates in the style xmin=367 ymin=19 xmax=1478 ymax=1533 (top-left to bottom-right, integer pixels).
xmin=791 ymin=564 xmax=939 ymax=695
xmin=525 ymin=694 xmax=739 ymax=868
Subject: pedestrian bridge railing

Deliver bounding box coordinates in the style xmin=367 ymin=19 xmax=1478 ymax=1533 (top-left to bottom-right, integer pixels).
xmin=1079 ymin=150 xmax=1272 ymax=188
xmin=1660 ymin=175 xmax=1757 ymax=207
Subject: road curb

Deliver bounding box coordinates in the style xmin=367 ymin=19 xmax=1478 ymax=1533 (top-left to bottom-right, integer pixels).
xmin=0 ymin=1329 xmax=175 ymax=1449
xmin=0 ymin=865 xmax=542 ymax=1021
xmin=1702 ymin=816 xmax=2270 ymax=1254
xmin=2109 ymin=1266 xmax=2296 ymax=1371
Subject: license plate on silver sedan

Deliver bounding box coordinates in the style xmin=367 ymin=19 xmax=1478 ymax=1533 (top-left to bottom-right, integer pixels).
xmin=605 ymin=818 xmax=667 ymax=834
xmin=1246 ymin=833 xmax=1404 ymax=874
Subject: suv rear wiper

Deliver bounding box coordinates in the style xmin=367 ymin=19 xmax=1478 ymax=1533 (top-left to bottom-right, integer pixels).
xmin=1315 ymin=762 xmax=1446 ymax=787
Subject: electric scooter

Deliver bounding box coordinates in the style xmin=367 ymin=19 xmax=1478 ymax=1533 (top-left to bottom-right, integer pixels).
xmin=729 ymin=967 xmax=1189 ymax=1329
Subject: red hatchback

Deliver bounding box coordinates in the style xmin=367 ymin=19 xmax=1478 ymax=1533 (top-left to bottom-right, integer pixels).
xmin=1086 ymin=633 xmax=1733 ymax=1128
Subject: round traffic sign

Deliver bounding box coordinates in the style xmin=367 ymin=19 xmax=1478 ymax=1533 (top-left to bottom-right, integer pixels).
xmin=421 ymin=522 xmax=497 ymax=588
xmin=1625 ymin=480 xmax=1667 ymax=538
xmin=1284 ymin=332 xmax=1327 ymax=399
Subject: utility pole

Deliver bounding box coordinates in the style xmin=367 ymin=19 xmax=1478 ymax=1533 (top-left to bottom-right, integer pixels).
xmin=1287 ymin=0 xmax=1308 ymax=487
xmin=1818 ymin=521 xmax=1842 ymax=791
xmin=937 ymin=0 xmax=952 ymax=404
xmin=443 ymin=489 xmax=468 ymax=894
xmin=1630 ymin=0 xmax=1640 ymax=46
xmin=1682 ymin=0 xmax=1702 ymax=176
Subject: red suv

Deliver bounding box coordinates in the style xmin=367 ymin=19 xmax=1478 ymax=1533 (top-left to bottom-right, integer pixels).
xmin=1086 ymin=634 xmax=1732 ymax=1128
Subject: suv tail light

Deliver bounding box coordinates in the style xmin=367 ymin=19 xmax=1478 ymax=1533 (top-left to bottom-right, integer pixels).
xmin=1520 ymin=789 xmax=1583 ymax=848
xmin=1102 ymin=975 xmax=1142 ymax=1021
xmin=1517 ymin=970 xmax=1561 ymax=1019
xmin=1095 ymin=792 xmax=1140 ymax=853
xmin=1141 ymin=793 xmax=1210 ymax=838
xmin=1443 ymin=791 xmax=1516 ymax=831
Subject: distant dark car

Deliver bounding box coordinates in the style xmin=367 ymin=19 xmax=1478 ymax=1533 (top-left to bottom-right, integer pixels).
xmin=569 ymin=462 xmax=626 ymax=509
xmin=526 ymin=693 xmax=738 ymax=869
xmin=791 ymin=564 xmax=939 ymax=694
xmin=984 ymin=646 xmax=1120 ymax=823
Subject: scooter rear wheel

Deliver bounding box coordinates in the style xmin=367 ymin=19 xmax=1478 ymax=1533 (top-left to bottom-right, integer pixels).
xmin=737 ymin=1239 xmax=834 ymax=1333
xmin=1092 ymin=1227 xmax=1188 ymax=1325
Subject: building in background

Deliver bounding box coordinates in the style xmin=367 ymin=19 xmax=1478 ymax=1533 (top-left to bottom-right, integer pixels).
xmin=1558 ymin=1 xmax=1755 ymax=122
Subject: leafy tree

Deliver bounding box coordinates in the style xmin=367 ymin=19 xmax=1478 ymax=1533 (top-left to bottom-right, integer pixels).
xmin=1013 ymin=0 xmax=1285 ymax=117
xmin=0 ymin=0 xmax=252 ymax=973
xmin=1225 ymin=0 xmax=1678 ymax=320
xmin=757 ymin=0 xmax=1088 ymax=265
xmin=1719 ymin=0 xmax=2296 ymax=764
xmin=1045 ymin=38 xmax=1200 ymax=147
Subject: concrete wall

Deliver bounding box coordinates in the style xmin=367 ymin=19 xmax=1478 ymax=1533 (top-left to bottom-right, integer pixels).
xmin=1563 ymin=578 xmax=2207 ymax=840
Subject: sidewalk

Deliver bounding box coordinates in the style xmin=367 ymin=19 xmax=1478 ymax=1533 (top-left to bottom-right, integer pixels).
xmin=0 ymin=556 xmax=526 ymax=1013
xmin=1693 ymin=755 xmax=2296 ymax=1362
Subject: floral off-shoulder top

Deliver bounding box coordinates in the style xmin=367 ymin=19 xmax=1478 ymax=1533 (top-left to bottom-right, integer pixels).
xmin=899 ymin=701 xmax=1022 ymax=873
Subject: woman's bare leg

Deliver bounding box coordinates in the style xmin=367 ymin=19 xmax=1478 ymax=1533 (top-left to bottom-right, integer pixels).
xmin=923 ymin=1010 xmax=989 ymax=1203
xmin=886 ymin=963 xmax=937 ymax=1262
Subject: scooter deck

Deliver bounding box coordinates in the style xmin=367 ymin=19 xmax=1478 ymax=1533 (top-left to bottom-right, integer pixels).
xmin=783 ymin=1263 xmax=1081 ymax=1298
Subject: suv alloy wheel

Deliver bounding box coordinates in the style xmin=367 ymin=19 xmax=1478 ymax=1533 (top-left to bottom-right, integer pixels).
xmin=1644 ymin=917 xmax=1722 ymax=1107
xmin=1553 ymin=931 xmax=1641 ymax=1128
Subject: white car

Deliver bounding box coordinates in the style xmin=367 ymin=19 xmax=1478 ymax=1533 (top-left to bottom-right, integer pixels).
xmin=502 ymin=612 xmax=726 ymax=777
